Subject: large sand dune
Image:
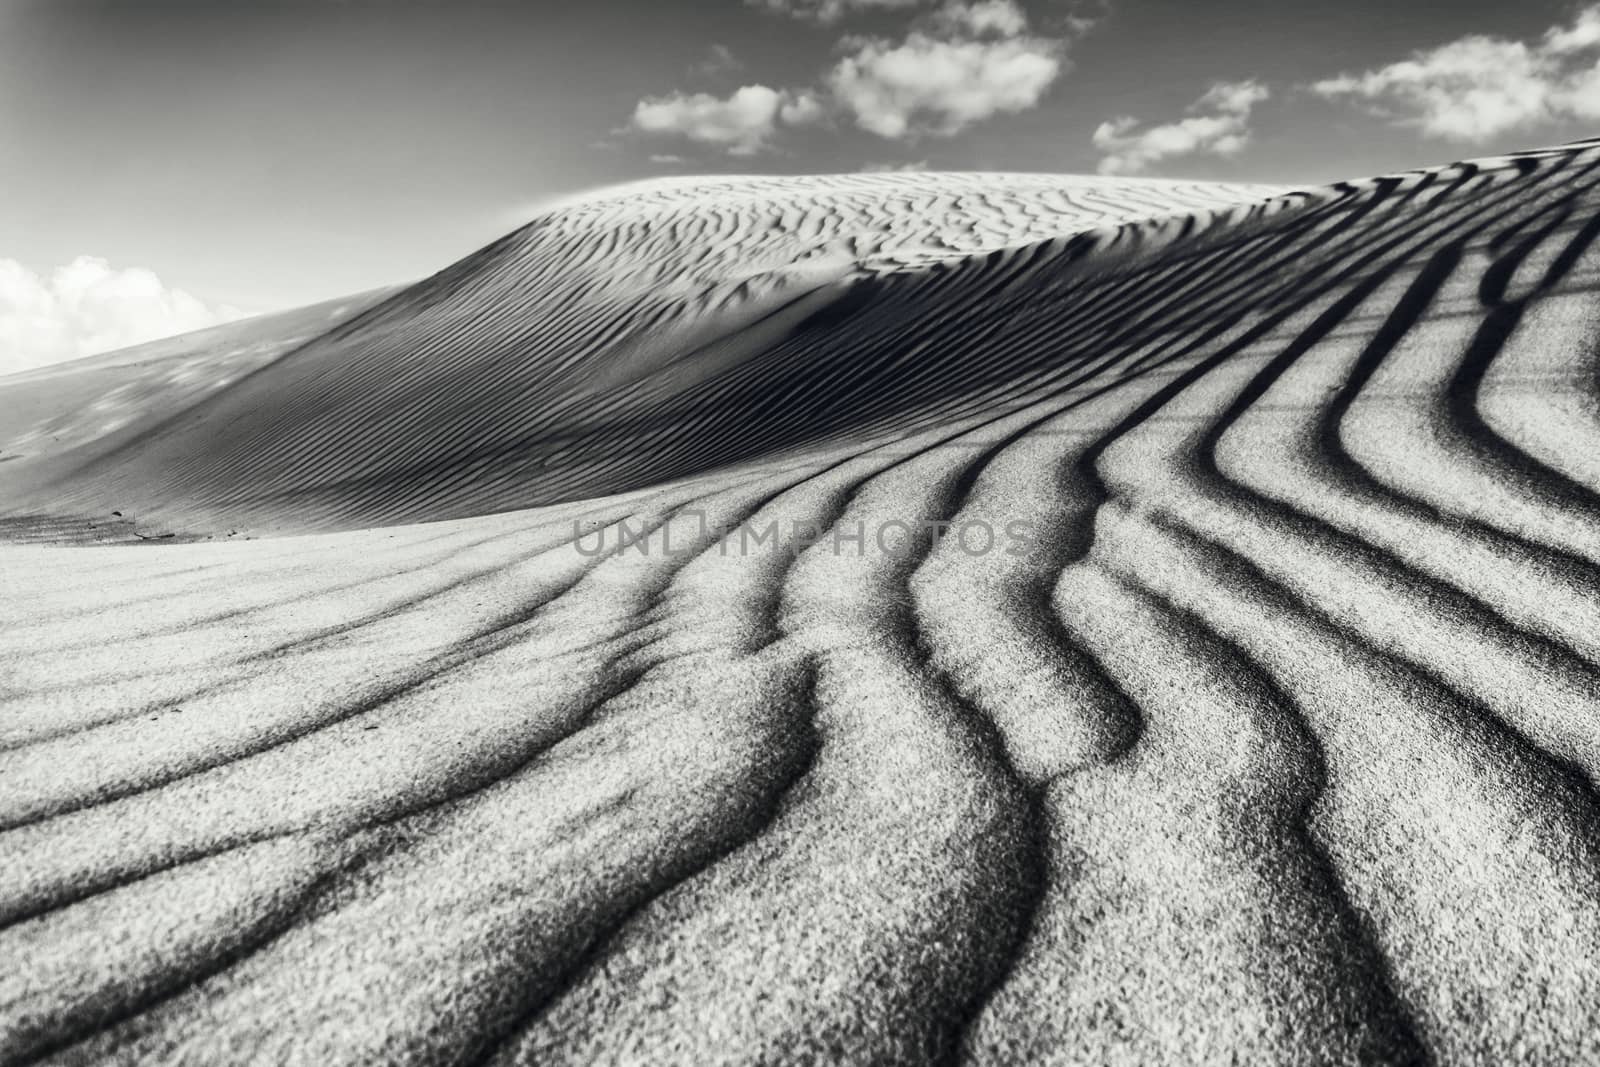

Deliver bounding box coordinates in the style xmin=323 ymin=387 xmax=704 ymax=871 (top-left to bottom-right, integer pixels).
xmin=3 ymin=141 xmax=1600 ymax=1065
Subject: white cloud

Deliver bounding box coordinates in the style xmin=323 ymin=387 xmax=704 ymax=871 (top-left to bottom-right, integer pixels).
xmin=780 ymin=89 xmax=828 ymax=125
xmin=825 ymin=1 xmax=1067 ymax=140
xmin=648 ymin=154 xmax=689 ymax=165
xmin=1310 ymin=4 xmax=1600 ymax=142
xmin=828 ymin=31 xmax=1064 ymax=139
xmin=1092 ymin=79 xmax=1268 ymax=175
xmin=1545 ymin=5 xmax=1600 ymax=54
xmin=745 ymin=0 xmax=927 ymax=24
xmin=1193 ymin=79 xmax=1271 ymax=115
xmin=630 ymin=84 xmax=823 ymax=156
xmin=0 ymin=256 xmax=245 ymax=377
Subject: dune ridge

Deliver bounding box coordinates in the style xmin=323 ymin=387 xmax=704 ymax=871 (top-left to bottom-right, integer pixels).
xmin=3 ymin=139 xmax=1600 ymax=1065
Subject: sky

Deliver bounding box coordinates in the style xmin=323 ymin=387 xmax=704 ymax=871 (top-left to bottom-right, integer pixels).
xmin=2 ymin=0 xmax=1598 ymax=373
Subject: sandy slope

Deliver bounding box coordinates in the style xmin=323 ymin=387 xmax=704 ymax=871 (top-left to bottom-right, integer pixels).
xmin=3 ymin=144 xmax=1600 ymax=1065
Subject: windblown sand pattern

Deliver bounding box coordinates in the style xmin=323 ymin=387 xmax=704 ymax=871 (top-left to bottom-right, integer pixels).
xmin=3 ymin=143 xmax=1600 ymax=1065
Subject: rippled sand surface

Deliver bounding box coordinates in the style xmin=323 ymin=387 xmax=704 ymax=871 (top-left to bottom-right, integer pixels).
xmin=4 ymin=145 xmax=1600 ymax=1065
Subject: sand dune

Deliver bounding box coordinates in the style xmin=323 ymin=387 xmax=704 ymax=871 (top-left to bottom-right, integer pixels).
xmin=0 ymin=172 xmax=1277 ymax=537
xmin=3 ymin=142 xmax=1600 ymax=1065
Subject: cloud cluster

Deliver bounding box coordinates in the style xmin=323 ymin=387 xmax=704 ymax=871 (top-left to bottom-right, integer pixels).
xmin=630 ymin=85 xmax=825 ymax=156
xmin=636 ymin=1 xmax=1070 ymax=154
xmin=829 ymin=32 xmax=1063 ymax=139
xmin=1093 ymin=79 xmax=1269 ymax=175
xmin=826 ymin=2 xmax=1064 ymax=139
xmin=0 ymin=257 xmax=244 ymax=377
xmin=1310 ymin=4 xmax=1600 ymax=141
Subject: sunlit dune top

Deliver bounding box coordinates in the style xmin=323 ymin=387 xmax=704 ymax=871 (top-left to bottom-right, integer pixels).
xmin=519 ymin=170 xmax=1292 ymax=280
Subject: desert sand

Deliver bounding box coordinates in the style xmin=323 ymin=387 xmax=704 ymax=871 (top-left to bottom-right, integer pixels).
xmin=2 ymin=142 xmax=1600 ymax=1065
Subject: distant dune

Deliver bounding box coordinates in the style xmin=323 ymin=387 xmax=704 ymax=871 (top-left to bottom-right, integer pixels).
xmin=3 ymin=141 xmax=1600 ymax=1065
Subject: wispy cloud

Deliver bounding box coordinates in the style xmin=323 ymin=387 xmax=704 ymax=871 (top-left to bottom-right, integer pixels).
xmin=745 ymin=0 xmax=927 ymax=24
xmin=926 ymin=0 xmax=1029 ymax=37
xmin=860 ymin=159 xmax=930 ymax=171
xmin=0 ymin=256 xmax=245 ymax=377
xmin=1310 ymin=4 xmax=1600 ymax=141
xmin=1092 ymin=79 xmax=1269 ymax=175
xmin=694 ymin=43 xmax=745 ymax=79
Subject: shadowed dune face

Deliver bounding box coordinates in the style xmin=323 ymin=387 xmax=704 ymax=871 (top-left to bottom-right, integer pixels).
xmin=0 ymin=172 xmax=1280 ymax=536
xmin=6 ymin=141 xmax=1600 ymax=1065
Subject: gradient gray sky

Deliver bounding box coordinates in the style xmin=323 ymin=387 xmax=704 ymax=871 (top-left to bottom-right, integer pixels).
xmin=2 ymin=0 xmax=1596 ymax=322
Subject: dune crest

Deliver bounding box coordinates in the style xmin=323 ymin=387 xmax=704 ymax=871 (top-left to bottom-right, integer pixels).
xmin=4 ymin=140 xmax=1600 ymax=1065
